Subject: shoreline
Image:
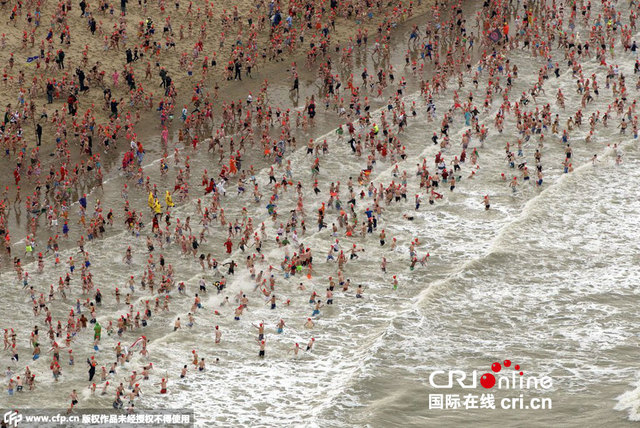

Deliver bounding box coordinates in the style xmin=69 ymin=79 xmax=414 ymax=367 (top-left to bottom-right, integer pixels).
xmin=1 ymin=0 xmax=639 ymax=425
xmin=0 ymin=1 xmax=446 ymax=258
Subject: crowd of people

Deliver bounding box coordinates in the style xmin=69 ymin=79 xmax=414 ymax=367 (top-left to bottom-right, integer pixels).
xmin=0 ymin=0 xmax=636 ymax=419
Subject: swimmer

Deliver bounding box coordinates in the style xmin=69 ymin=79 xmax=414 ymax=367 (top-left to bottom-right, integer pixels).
xmin=306 ymin=338 xmax=315 ymax=352
xmin=159 ymin=378 xmax=168 ymax=394
xmin=288 ymin=343 xmax=300 ymax=358
xmin=304 ymin=318 xmax=314 ymax=329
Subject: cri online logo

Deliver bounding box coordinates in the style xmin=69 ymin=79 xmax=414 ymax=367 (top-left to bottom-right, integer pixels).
xmin=429 ymin=360 xmax=553 ymax=390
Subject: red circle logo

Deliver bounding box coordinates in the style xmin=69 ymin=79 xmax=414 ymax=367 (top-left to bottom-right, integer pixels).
xmin=480 ymin=373 xmax=496 ymax=389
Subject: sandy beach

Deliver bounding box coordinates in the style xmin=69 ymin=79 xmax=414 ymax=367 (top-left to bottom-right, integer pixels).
xmin=2 ymin=0 xmax=640 ymax=426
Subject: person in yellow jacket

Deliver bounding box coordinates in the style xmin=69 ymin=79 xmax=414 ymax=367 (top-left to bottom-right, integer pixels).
xmin=148 ymin=192 xmax=155 ymax=209
xmin=165 ymin=191 xmax=174 ymax=208
xmin=153 ymin=199 xmax=163 ymax=214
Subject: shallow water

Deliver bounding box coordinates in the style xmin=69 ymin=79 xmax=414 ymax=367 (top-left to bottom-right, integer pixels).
xmin=2 ymin=1 xmax=640 ymax=427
